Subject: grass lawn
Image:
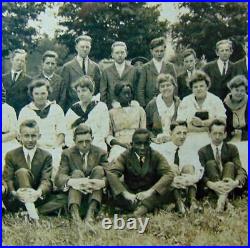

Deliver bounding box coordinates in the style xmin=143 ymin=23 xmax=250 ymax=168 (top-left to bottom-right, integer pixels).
xmin=2 ymin=196 xmax=248 ymax=246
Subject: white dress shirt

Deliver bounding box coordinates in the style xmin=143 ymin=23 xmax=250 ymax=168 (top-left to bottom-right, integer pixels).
xmin=115 ymin=62 xmax=125 ymax=77
xmin=11 ymin=70 xmax=22 ymax=81
xmin=210 ymin=142 xmax=223 ymax=165
xmin=23 ymin=146 xmax=37 ymax=168
xmin=76 ymin=55 xmax=89 ymax=74
xmin=153 ymin=58 xmax=164 ymax=74
xmin=217 ymin=58 xmax=229 ymax=75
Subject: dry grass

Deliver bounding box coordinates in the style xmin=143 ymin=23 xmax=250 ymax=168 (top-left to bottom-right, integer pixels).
xmin=2 ymin=196 xmax=248 ymax=246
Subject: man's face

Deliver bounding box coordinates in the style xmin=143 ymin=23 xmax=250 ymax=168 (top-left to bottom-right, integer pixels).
xmin=132 ymin=133 xmax=150 ymax=157
xmin=216 ymin=43 xmax=232 ymax=61
xmin=12 ymin=53 xmax=26 ymax=72
xmin=112 ymin=46 xmax=127 ymax=64
xmin=171 ymin=125 xmax=188 ymax=147
xmin=151 ymin=45 xmax=165 ymax=61
xmin=192 ymin=80 xmax=208 ymax=99
xmin=183 ymin=54 xmax=196 ymax=71
xmin=19 ymin=126 xmax=40 ymax=150
xmin=118 ymin=86 xmax=132 ymax=106
xmin=32 ymin=86 xmax=49 ymax=107
xmin=42 ymin=57 xmax=57 ymax=75
xmin=209 ymin=124 xmax=226 ymax=146
xmin=75 ymin=133 xmax=93 ymax=154
xmin=244 ymin=41 xmax=248 ymax=56
xmin=75 ymin=40 xmax=91 ymax=59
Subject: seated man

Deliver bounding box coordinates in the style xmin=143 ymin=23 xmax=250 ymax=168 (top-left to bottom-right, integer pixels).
xmin=198 ymin=119 xmax=247 ymax=212
xmin=55 ymin=124 xmax=108 ymax=224
xmin=153 ymin=121 xmax=204 ymax=214
xmin=2 ymin=120 xmax=56 ymax=220
xmin=106 ymin=129 xmax=174 ymax=217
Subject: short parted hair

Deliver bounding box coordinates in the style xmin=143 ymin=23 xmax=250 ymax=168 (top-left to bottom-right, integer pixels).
xmin=19 ymin=119 xmax=39 ymax=133
xmin=73 ymin=124 xmax=93 ymax=140
xmin=216 ymin=39 xmax=233 ymax=51
xmin=170 ymin=121 xmax=188 ymax=132
xmin=156 ymin=73 xmax=177 ymax=89
xmin=28 ymin=79 xmax=51 ymax=98
xmin=227 ymin=75 xmax=248 ymax=91
xmin=111 ymin=41 xmax=127 ymax=53
xmin=73 ymin=75 xmax=95 ymax=93
xmin=183 ymin=48 xmax=196 ymax=59
xmin=42 ymin=50 xmax=58 ymax=63
xmin=150 ymin=37 xmax=166 ymax=50
xmin=187 ymin=70 xmax=211 ymax=89
xmin=75 ymin=35 xmax=92 ymax=45
xmin=209 ymin=119 xmax=226 ymax=132
xmin=11 ymin=49 xmax=27 ymax=59
xmin=132 ymin=128 xmax=150 ymax=142
xmin=114 ymin=81 xmax=133 ymax=98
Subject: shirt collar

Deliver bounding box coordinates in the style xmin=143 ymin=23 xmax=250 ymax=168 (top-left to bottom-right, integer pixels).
xmin=23 ymin=146 xmax=37 ymax=158
xmin=28 ymin=100 xmax=53 ymax=110
xmin=211 ymin=142 xmax=223 ymax=151
xmin=115 ymin=61 xmax=125 ymax=69
xmin=76 ymin=55 xmax=88 ymax=63
xmin=43 ymin=71 xmax=54 ymax=80
xmin=153 ymin=58 xmax=164 ymax=65
xmin=217 ymin=58 xmax=228 ymax=66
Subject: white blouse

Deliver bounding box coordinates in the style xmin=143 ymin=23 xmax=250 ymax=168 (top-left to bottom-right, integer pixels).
xmin=2 ymin=103 xmax=18 ymax=135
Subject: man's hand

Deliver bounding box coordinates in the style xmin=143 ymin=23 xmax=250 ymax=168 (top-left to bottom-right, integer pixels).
xmin=207 ymin=181 xmax=231 ymax=195
xmin=154 ymin=133 xmax=170 ymax=144
xmin=222 ymin=178 xmax=239 ymax=193
xmin=191 ymin=117 xmax=203 ymax=127
xmin=136 ymin=189 xmax=155 ymax=201
xmin=123 ymin=191 xmax=137 ymax=204
xmin=173 ymin=175 xmax=197 ymax=188
xmin=15 ymin=188 xmax=42 ymax=203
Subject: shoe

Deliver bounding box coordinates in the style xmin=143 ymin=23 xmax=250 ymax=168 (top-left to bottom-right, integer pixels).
xmin=216 ymin=194 xmax=227 ymax=213
xmin=189 ymin=200 xmax=203 ymax=213
xmin=175 ymin=200 xmax=186 ymax=215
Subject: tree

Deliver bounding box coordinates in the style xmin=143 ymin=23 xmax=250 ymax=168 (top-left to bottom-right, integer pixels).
xmin=2 ymin=2 xmax=47 ymax=57
xmin=56 ymin=2 xmax=169 ymax=61
xmin=172 ymin=2 xmax=248 ymax=62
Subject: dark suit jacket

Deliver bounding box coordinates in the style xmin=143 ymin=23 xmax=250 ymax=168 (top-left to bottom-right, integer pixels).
xmin=55 ymin=145 xmax=108 ymax=189
xmin=3 ymin=147 xmax=53 ymax=195
xmin=100 ymin=62 xmax=138 ymax=108
xmin=202 ymin=60 xmax=233 ymax=100
xmin=232 ymin=57 xmax=248 ymax=79
xmin=137 ymin=59 xmax=177 ymax=107
xmin=177 ymin=71 xmax=192 ymax=99
xmin=61 ymin=57 xmax=101 ymax=111
xmin=106 ymin=148 xmax=174 ymax=196
xmin=198 ymin=143 xmax=247 ymax=186
xmin=2 ymin=71 xmax=32 ymax=115
xmin=35 ymin=72 xmax=66 ymax=108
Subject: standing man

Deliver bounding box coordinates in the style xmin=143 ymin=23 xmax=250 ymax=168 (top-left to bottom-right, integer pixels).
xmin=55 ymin=124 xmax=108 ymax=224
xmin=137 ymin=37 xmax=177 ymax=108
xmin=100 ymin=41 xmax=138 ymax=108
xmin=2 ymin=49 xmax=32 ymax=116
xmin=61 ymin=35 xmax=101 ymax=111
xmin=35 ymin=51 xmax=66 ymax=109
xmin=198 ymin=119 xmax=247 ymax=212
xmin=202 ymin=39 xmax=234 ymax=100
xmin=106 ymin=129 xmax=174 ymax=217
xmin=233 ymin=35 xmax=248 ymax=79
xmin=177 ymin=49 xmax=197 ymax=99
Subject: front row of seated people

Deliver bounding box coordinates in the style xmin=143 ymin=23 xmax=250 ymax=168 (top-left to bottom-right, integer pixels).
xmin=2 ymin=118 xmax=247 ymax=225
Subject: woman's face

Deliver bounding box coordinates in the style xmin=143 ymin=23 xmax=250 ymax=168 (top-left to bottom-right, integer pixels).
xmin=159 ymin=80 xmax=175 ymax=98
xmin=231 ymin=85 xmax=246 ymax=102
xmin=76 ymin=86 xmax=93 ymax=104
xmin=32 ymin=85 xmax=49 ymax=107
xmin=192 ymin=80 xmax=208 ymax=99
xmin=118 ymin=86 xmax=132 ymax=106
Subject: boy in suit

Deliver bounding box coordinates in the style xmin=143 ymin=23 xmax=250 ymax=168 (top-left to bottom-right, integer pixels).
xmin=198 ymin=119 xmax=247 ymax=212
xmin=55 ymin=124 xmax=108 ymax=224
xmin=202 ymin=39 xmax=234 ymax=100
xmin=106 ymin=129 xmax=174 ymax=216
xmin=35 ymin=51 xmax=66 ymax=109
xmin=2 ymin=119 xmax=57 ymax=219
xmin=61 ymin=35 xmax=101 ymax=111
xmin=2 ymin=49 xmax=32 ymax=115
xmin=137 ymin=37 xmax=177 ymax=107
xmin=100 ymin=41 xmax=138 ymax=108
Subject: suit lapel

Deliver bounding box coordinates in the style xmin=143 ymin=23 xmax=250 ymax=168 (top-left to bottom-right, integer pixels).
xmin=149 ymin=60 xmax=159 ymax=76
xmin=207 ymin=144 xmax=215 ymax=160
xmin=72 ymin=146 xmax=84 ymax=171
xmin=87 ymin=59 xmax=94 ymax=76
xmin=121 ymin=63 xmax=131 ymax=78
xmin=17 ymin=148 xmax=30 ymax=170
xmin=109 ymin=63 xmax=121 ymax=79
xmin=71 ymin=58 xmax=84 ymax=75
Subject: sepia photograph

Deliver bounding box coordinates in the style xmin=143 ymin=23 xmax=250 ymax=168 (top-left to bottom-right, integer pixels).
xmin=2 ymin=2 xmax=248 ymax=246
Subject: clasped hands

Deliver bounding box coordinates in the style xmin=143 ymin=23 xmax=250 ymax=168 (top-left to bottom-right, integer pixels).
xmin=172 ymin=174 xmax=197 ymax=189
xmin=67 ymin=178 xmax=105 ymax=194
xmin=11 ymin=188 xmax=43 ymax=203
xmin=122 ymin=189 xmax=155 ymax=205
xmin=207 ymin=178 xmax=239 ymax=195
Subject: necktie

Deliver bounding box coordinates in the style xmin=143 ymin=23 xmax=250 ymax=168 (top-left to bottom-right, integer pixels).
xmin=215 ymin=147 xmax=223 ymax=172
xmin=13 ymin=72 xmax=18 ymax=82
xmin=139 ymin=156 xmax=144 ymax=167
xmin=222 ymin=62 xmax=227 ymax=75
xmin=174 ymin=147 xmax=180 ymax=166
xmin=82 ymin=59 xmax=86 ymax=75
xmin=82 ymin=154 xmax=87 ymax=172
xmin=26 ymin=153 xmax=31 ymax=169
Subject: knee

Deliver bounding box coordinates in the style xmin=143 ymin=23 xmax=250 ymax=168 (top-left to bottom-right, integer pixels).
xmin=15 ymin=168 xmax=30 ymax=176
xmin=71 ymin=169 xmax=85 ymax=178
xmin=91 ymin=166 xmax=105 ymax=178
xmin=223 ymin=162 xmax=234 ymax=168
xmin=181 ymin=165 xmax=195 ymax=175
xmin=206 ymin=160 xmax=217 ymax=169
